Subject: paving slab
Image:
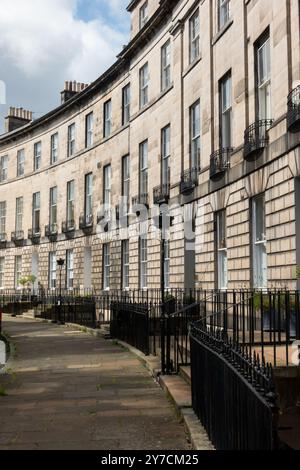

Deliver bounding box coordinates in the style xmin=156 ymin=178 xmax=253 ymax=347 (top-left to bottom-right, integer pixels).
xmin=0 ymin=316 xmax=190 ymax=451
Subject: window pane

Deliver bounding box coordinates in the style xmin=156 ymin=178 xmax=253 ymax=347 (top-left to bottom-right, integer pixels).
xmin=0 ymin=201 xmax=6 ymax=234
xmin=86 ymin=113 xmax=93 ymax=147
xmin=66 ymin=249 xmax=74 ymax=289
xmin=161 ymin=40 xmax=171 ymax=91
xmin=252 ymin=196 xmax=267 ymax=288
xmin=189 ymin=10 xmax=200 ymax=63
xmin=122 ymin=240 xmax=129 ymax=289
xmin=16 ymin=197 xmax=23 ymax=232
xmin=34 ymin=143 xmax=41 ymax=171
xmin=0 ymin=156 xmax=8 ymax=182
xmin=140 ymin=63 xmax=149 ymax=108
xmin=162 ymin=126 xmax=170 ymax=186
xmin=139 ymin=141 xmax=148 ymax=195
xmin=104 ymin=101 xmax=112 ymax=138
xmin=220 ymin=74 xmax=232 ymax=148
xmin=190 ymin=101 xmax=200 ymax=168
xmin=85 ymin=173 xmax=93 ymax=217
xmin=139 ymin=1 xmax=148 ymax=29
xmin=50 ymin=187 xmax=57 ymax=226
xmin=122 ymin=85 xmax=130 ymax=125
xmin=104 ymin=165 xmax=111 ymax=206
xmin=217 ymin=210 xmax=227 ymax=289
xmin=51 ymin=134 xmax=58 ymax=164
xmin=140 ymin=238 xmax=148 ymax=289
xmin=49 ymin=252 xmax=56 ymax=289
xmin=68 ymin=124 xmax=76 ymax=156
xmin=103 ymin=244 xmax=110 ymax=289
xmin=67 ymin=181 xmax=75 ymax=222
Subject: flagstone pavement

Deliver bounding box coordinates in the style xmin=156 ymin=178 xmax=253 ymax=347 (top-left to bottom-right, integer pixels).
xmin=0 ymin=316 xmax=190 ymax=450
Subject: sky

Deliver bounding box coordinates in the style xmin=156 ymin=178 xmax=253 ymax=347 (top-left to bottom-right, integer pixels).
xmin=0 ymin=0 xmax=131 ymax=133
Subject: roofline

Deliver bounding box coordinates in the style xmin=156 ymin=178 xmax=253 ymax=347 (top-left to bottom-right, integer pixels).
xmin=126 ymin=0 xmax=141 ymax=12
xmin=0 ymin=0 xmax=179 ymax=145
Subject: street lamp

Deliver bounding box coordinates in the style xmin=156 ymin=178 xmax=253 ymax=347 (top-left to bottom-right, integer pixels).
xmin=56 ymin=258 xmax=65 ymax=324
xmin=159 ymin=210 xmax=174 ymax=374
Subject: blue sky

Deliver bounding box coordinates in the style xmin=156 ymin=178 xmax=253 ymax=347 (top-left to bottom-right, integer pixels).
xmin=77 ymin=0 xmax=129 ymax=32
xmin=0 ymin=0 xmax=131 ymax=133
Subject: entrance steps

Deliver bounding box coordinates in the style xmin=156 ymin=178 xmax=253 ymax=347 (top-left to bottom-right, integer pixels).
xmin=21 ymin=309 xmax=35 ymax=319
xmin=179 ymin=366 xmax=191 ymax=386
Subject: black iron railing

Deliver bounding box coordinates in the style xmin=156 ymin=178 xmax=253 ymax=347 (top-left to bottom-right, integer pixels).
xmin=153 ymin=183 xmax=170 ymax=205
xmin=62 ymin=220 xmax=75 ymax=234
xmin=210 ymin=148 xmax=232 ymax=180
xmin=45 ymin=224 xmax=58 ymax=241
xmin=244 ymin=119 xmax=273 ymax=159
xmin=190 ymin=320 xmax=279 ymax=450
xmin=180 ymin=167 xmax=198 ymax=195
xmin=28 ymin=228 xmax=41 ymax=244
xmin=287 ymin=85 xmax=300 ymax=132
xmin=0 ymin=233 xmax=7 ymax=248
xmin=79 ymin=214 xmax=93 ymax=231
xmin=35 ymin=295 xmax=96 ymax=328
xmin=11 ymin=230 xmax=24 ymax=245
xmin=132 ymin=193 xmax=149 ymax=207
xmin=1 ymin=292 xmax=96 ymax=328
xmin=187 ymin=289 xmax=300 ymax=368
xmin=110 ymin=301 xmax=150 ymax=355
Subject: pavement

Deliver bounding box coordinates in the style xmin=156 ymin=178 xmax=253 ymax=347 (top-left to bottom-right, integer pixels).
xmin=0 ymin=316 xmax=190 ymax=450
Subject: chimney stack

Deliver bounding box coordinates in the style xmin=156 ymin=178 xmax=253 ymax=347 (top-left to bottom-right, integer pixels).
xmin=61 ymin=81 xmax=89 ymax=104
xmin=5 ymin=107 xmax=33 ymax=133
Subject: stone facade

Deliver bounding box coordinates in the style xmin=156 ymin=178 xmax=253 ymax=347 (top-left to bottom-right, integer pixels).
xmin=0 ymin=0 xmax=300 ymax=292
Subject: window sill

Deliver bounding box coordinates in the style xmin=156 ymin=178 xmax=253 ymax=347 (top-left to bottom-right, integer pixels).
xmin=182 ymin=54 xmax=202 ymax=79
xmin=212 ymin=18 xmax=233 ymax=46
xmin=130 ymin=83 xmax=174 ymax=122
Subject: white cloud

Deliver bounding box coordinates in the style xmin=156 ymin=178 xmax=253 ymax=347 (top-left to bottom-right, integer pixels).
xmin=0 ymin=0 xmax=130 ymax=131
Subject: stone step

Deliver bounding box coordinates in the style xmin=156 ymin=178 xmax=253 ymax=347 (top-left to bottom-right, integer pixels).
xmin=179 ymin=365 xmax=191 ymax=386
xmin=22 ymin=309 xmax=35 ymax=319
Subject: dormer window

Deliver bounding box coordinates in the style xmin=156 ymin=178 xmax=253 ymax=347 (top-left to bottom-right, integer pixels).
xmin=139 ymin=1 xmax=148 ymax=30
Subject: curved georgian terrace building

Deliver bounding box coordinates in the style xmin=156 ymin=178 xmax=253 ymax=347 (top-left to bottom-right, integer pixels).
xmin=0 ymin=0 xmax=300 ymax=292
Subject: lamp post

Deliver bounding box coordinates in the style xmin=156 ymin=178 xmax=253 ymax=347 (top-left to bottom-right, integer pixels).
xmin=159 ymin=209 xmax=174 ymax=374
xmin=57 ymin=258 xmax=65 ymax=324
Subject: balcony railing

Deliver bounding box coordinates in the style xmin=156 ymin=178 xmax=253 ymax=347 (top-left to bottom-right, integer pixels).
xmin=180 ymin=167 xmax=198 ymax=195
xmin=132 ymin=193 xmax=149 ymax=207
xmin=62 ymin=220 xmax=75 ymax=235
xmin=45 ymin=224 xmax=58 ymax=241
xmin=244 ymin=119 xmax=273 ymax=159
xmin=210 ymin=148 xmax=232 ymax=180
xmin=11 ymin=230 xmax=24 ymax=245
xmin=0 ymin=233 xmax=7 ymax=248
xmin=28 ymin=228 xmax=41 ymax=244
xmin=287 ymin=85 xmax=300 ymax=132
xmin=79 ymin=214 xmax=94 ymax=232
xmin=153 ymin=183 xmax=170 ymax=205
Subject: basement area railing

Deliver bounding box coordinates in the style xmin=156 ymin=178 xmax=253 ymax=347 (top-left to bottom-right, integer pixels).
xmin=190 ymin=318 xmax=279 ymax=450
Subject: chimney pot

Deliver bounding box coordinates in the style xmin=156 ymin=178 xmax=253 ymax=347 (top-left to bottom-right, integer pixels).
xmin=61 ymin=80 xmax=89 ymax=104
xmin=4 ymin=106 xmax=33 ymax=133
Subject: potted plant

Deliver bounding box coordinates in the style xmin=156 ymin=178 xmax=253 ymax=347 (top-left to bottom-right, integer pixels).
xmin=253 ymin=291 xmax=293 ymax=333
xmin=26 ymin=274 xmax=37 ymax=292
xmin=18 ymin=276 xmax=29 ymax=297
